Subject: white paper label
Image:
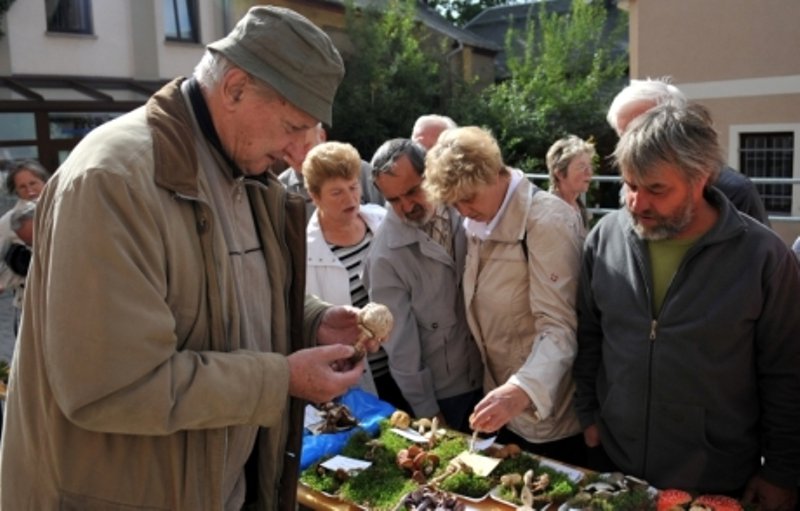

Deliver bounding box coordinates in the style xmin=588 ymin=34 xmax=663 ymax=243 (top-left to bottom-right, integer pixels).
xmin=539 ymin=458 xmax=585 ymax=483
xmin=452 ymin=451 xmax=502 ymax=477
xmin=320 ymin=455 xmax=372 ymax=472
xmin=390 ymin=427 xmax=429 ymax=443
xmin=303 ymin=404 xmax=324 ymax=430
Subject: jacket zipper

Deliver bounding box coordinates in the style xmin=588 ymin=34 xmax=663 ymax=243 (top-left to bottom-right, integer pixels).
xmin=634 ymin=233 xmax=707 ymax=479
xmin=628 ymin=234 xmax=655 ymax=477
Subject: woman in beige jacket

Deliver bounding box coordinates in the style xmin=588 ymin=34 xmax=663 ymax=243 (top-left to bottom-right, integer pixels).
xmin=424 ymin=126 xmax=585 ymax=466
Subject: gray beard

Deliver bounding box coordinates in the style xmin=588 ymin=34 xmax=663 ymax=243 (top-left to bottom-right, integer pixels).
xmin=402 ymin=206 xmax=436 ymax=229
xmin=631 ymin=198 xmax=695 ymax=241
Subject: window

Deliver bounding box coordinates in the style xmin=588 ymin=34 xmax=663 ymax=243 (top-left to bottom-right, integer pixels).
xmin=45 ymin=0 xmax=93 ymax=34
xmin=164 ymin=0 xmax=198 ymax=43
xmin=49 ymin=112 xmax=121 ymax=140
xmin=739 ymin=132 xmax=794 ymax=214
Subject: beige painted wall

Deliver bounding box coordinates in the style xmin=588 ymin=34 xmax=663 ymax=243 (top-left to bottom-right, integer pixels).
xmin=628 ymin=0 xmax=800 ymax=82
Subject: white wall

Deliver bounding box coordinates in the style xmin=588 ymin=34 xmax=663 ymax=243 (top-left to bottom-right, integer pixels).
xmin=4 ymin=0 xmax=223 ymax=81
xmin=7 ymin=0 xmax=133 ymax=77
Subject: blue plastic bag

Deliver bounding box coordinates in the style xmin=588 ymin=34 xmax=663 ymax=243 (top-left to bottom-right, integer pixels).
xmin=300 ymin=388 xmax=395 ymax=470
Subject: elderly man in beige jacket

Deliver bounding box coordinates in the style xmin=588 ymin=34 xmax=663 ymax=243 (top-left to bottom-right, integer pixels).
xmin=0 ymin=7 xmax=379 ymax=511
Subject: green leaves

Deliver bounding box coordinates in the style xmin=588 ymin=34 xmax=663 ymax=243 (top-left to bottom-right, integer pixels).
xmin=331 ymin=0 xmax=443 ymax=158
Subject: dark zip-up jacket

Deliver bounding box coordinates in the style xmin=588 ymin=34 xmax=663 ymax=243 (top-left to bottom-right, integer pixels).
xmin=574 ymin=187 xmax=800 ymax=492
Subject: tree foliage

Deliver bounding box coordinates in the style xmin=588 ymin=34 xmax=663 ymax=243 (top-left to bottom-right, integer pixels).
xmin=333 ymin=0 xmax=627 ymax=209
xmin=456 ymin=0 xmax=627 ymax=173
xmin=329 ymin=0 xmax=445 ymax=159
xmin=447 ymin=0 xmax=627 ymax=208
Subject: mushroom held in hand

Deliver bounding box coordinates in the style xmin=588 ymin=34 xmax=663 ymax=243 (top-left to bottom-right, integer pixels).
xmin=349 ymin=302 xmax=394 ymax=363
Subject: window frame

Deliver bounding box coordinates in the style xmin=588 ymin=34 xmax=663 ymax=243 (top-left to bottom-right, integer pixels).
xmin=45 ymin=0 xmax=94 ymax=35
xmin=729 ymin=123 xmax=800 ymax=217
xmin=163 ymin=0 xmax=199 ymax=44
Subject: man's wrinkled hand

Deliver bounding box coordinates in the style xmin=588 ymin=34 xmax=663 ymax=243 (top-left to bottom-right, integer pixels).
xmin=287 ymin=344 xmax=364 ymax=403
xmin=742 ymin=475 xmax=797 ymax=511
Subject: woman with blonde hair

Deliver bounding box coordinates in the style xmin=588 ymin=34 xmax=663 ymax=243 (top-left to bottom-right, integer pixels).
xmin=424 ymin=126 xmax=585 ymax=465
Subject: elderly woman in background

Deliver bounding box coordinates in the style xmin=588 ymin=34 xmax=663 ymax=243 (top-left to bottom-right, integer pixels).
xmin=0 ymin=160 xmax=50 ymax=335
xmin=423 ymin=126 xmax=585 ymax=466
xmin=546 ymin=135 xmax=595 ymax=233
xmin=304 ymin=141 xmax=408 ymax=409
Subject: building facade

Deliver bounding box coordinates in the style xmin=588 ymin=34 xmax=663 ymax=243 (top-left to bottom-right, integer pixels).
xmin=0 ymin=0 xmax=497 ymax=174
xmin=0 ymin=0 xmax=226 ymax=173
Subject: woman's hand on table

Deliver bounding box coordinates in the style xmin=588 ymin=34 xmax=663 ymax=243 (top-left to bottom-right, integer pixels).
xmin=468 ymin=383 xmax=532 ymax=433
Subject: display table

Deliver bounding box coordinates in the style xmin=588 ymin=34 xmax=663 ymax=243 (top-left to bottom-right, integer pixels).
xmin=297 ymin=453 xmax=592 ymax=511
xmin=297 ymin=483 xmax=517 ymax=510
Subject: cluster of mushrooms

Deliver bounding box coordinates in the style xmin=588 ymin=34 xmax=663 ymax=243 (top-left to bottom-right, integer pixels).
xmin=497 ymin=469 xmax=554 ymax=510
xmin=307 ymin=401 xmax=359 ymax=435
xmin=396 ymin=445 xmax=441 ymax=483
xmin=389 ymin=411 xmax=442 ymax=446
xmin=398 ymin=486 xmax=466 ymax=510
xmin=560 ymin=472 xmax=650 ymax=510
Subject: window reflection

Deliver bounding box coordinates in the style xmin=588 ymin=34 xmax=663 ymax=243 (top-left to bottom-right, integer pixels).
xmin=164 ymin=0 xmax=198 ymax=42
xmin=49 ymin=112 xmax=120 ymax=139
xmin=0 ymin=113 xmax=36 ymax=141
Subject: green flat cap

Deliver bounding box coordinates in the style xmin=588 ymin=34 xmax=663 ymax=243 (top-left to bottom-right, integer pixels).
xmin=207 ymin=6 xmax=345 ymax=126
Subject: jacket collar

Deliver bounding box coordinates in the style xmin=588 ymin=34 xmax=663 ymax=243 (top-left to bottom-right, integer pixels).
xmin=146 ymin=78 xmax=272 ymax=199
xmin=147 ymin=78 xmax=201 ymax=197
xmin=381 ymin=206 xmax=461 ymax=267
xmin=482 ymin=169 xmax=533 ymax=244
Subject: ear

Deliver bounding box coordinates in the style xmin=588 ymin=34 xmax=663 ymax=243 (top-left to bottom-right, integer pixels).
xmin=220 ymin=68 xmax=249 ymax=109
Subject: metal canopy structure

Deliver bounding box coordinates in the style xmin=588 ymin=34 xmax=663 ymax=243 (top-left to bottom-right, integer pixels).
xmin=0 ymin=75 xmax=167 ymax=172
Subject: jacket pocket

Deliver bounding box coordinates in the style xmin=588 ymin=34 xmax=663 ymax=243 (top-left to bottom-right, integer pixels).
xmin=646 ymin=401 xmax=756 ymax=491
xmin=60 ymin=491 xmax=169 ymax=511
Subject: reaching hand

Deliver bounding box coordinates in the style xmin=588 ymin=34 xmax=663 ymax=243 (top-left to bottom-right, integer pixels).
xmin=316 ymin=305 xmax=361 ymax=347
xmin=287 ymin=344 xmax=364 ymax=404
xmin=742 ymin=475 xmax=798 ymax=511
xmin=583 ymin=424 xmax=601 ymax=447
xmin=468 ymin=383 xmax=532 ymax=433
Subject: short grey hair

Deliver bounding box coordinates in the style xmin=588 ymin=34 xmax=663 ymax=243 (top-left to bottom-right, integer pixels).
xmin=412 ymin=114 xmax=457 ymax=133
xmin=10 ymin=201 xmax=36 ymax=232
xmin=614 ymin=103 xmax=723 ymax=187
xmin=607 ymin=77 xmax=687 ymax=133
xmin=193 ymin=50 xmax=280 ymax=101
xmin=370 ymin=138 xmax=426 ymax=179
xmin=193 ymin=51 xmax=237 ymax=89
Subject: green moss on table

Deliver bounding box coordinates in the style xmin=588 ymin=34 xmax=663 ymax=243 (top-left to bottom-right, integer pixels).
xmin=339 ymin=462 xmax=417 ymax=510
xmin=492 ymin=453 xmax=541 ymax=477
xmin=438 ymin=471 xmax=494 ymax=499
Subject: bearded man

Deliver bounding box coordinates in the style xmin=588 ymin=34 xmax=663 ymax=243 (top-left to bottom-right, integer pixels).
xmin=573 ymin=103 xmax=799 ymax=510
